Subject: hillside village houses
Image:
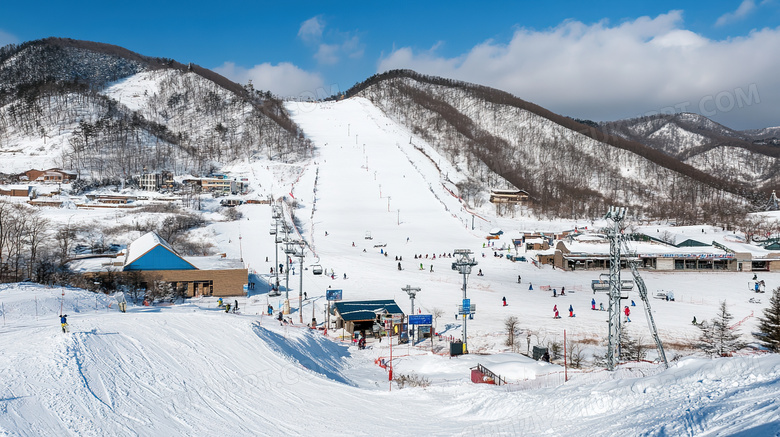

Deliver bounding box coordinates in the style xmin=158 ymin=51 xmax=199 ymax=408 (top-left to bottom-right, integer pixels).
xmin=20 ymin=168 xmax=78 ymax=184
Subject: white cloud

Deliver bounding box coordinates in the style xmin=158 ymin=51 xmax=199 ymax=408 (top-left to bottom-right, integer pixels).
xmin=716 ymin=0 xmax=757 ymax=26
xmin=0 ymin=29 xmax=20 ymax=48
xmin=314 ymin=43 xmax=340 ymax=65
xmin=298 ymin=17 xmax=324 ymax=43
xmin=297 ymin=16 xmax=363 ymax=65
xmin=213 ymin=61 xmax=325 ymax=99
xmin=377 ymin=11 xmax=780 ymax=129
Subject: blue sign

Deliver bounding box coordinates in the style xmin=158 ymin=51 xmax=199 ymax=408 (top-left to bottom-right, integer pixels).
xmin=326 ymin=289 xmax=343 ymax=301
xmin=408 ymin=314 xmax=433 ymax=325
xmin=462 ymin=299 xmax=471 ymax=312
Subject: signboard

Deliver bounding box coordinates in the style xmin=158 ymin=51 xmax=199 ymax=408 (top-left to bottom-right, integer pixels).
xmin=390 ymin=314 xmax=403 ymax=321
xmin=458 ymin=304 xmax=477 ymax=315
xmin=408 ymin=314 xmax=433 ymax=325
xmin=462 ymin=299 xmax=471 ymax=312
xmin=384 ymin=320 xmax=391 ymax=330
xmin=326 ymin=289 xmax=343 ymax=301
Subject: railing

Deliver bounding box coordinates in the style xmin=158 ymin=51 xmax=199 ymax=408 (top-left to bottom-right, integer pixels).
xmin=472 ymin=363 xmax=507 ymax=386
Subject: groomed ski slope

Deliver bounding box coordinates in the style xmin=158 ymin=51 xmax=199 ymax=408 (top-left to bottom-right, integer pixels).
xmin=1 ymin=284 xmax=779 ymax=436
xmin=1 ymin=97 xmax=780 ymax=436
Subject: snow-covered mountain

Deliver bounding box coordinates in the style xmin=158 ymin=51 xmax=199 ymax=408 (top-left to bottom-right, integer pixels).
xmin=0 ymin=38 xmax=311 ymax=180
xmin=600 ymin=113 xmax=780 ymax=191
xmin=1 ymin=40 xmax=774 ymax=220
xmin=343 ymin=71 xmax=754 ymax=221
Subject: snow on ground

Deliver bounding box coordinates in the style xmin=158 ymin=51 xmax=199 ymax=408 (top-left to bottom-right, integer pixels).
xmin=2 ymin=97 xmax=780 ymax=435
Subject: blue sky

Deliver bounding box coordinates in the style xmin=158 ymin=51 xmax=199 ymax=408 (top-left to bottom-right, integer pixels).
xmin=1 ymin=1 xmax=779 ymax=129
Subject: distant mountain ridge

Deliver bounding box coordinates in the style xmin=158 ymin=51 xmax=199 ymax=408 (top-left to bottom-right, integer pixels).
xmin=600 ymin=113 xmax=780 ymax=190
xmin=0 ymin=39 xmax=777 ymax=221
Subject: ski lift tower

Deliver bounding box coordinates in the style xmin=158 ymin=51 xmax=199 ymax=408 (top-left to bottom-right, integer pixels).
xmin=288 ymin=240 xmax=306 ymax=323
xmin=604 ymin=206 xmax=626 ymax=371
xmin=604 ymin=207 xmax=669 ymax=370
xmin=453 ymin=249 xmax=477 ymax=354
xmin=402 ymin=285 xmax=421 ymax=343
xmin=272 ymin=203 xmax=283 ymax=292
xmin=282 ymin=238 xmax=299 ymax=301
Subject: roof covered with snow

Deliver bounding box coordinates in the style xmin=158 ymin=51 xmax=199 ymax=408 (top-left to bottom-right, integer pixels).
xmin=333 ymin=300 xmax=404 ymax=322
xmin=124 ymin=231 xmax=181 ymax=267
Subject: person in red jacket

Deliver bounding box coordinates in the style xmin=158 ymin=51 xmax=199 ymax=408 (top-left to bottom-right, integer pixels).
xmin=624 ymin=306 xmax=631 ymax=322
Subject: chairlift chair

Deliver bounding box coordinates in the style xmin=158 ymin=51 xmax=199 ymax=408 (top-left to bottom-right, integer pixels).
xmin=312 ymin=264 xmax=323 ymax=275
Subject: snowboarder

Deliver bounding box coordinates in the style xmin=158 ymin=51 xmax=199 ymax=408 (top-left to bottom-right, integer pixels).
xmin=477 ymin=269 xmax=483 ymax=276
xmin=591 ymin=298 xmax=596 ymax=310
xmin=624 ymin=306 xmax=631 ymax=322
xmin=234 ymin=300 xmax=239 ymax=313
xmin=553 ymin=305 xmax=558 ymax=317
xmin=517 ymin=275 xmax=522 ymax=283
xmin=692 ymin=316 xmax=697 ymax=325
xmin=225 ymin=303 xmax=231 ymax=313
xmin=59 ymin=314 xmax=68 ymax=333
xmin=419 ymin=263 xmax=424 ymax=270
xmin=304 ymin=292 xmax=308 ymax=300
xmin=430 ymin=265 xmax=434 ymax=272
xmin=398 ymin=262 xmax=402 ymax=271
xmin=568 ymin=305 xmax=574 ymax=317
xmin=631 ymin=300 xmax=636 ymax=307
xmin=529 ymin=283 xmax=533 ymax=291
xmin=344 ymin=273 xmax=347 ymax=279
xmin=218 ymin=297 xmax=223 ymax=308
xmin=553 ymin=289 xmax=557 ymax=297
xmin=502 ymin=296 xmax=507 ymax=306
xmin=599 ymin=302 xmax=605 ymax=311
xmin=561 ymin=287 xmax=565 ymax=296
xmin=267 ymin=305 xmax=273 ymax=316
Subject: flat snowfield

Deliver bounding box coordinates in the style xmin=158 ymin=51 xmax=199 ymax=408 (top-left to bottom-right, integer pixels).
xmin=2 ymin=97 xmax=780 ymax=435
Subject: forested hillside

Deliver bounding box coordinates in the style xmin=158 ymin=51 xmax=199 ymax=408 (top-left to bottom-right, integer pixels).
xmin=0 ymin=38 xmax=311 ymax=181
xmin=600 ymin=113 xmax=780 ymax=190
xmin=342 ymin=70 xmax=754 ymax=223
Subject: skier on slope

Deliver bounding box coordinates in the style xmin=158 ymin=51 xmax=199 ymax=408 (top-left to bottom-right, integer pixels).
xmin=568 ymin=305 xmax=574 ymax=317
xmin=59 ymin=314 xmax=68 ymax=333
xmin=592 ymin=298 xmax=596 ymax=310
xmin=624 ymin=306 xmax=631 ymax=322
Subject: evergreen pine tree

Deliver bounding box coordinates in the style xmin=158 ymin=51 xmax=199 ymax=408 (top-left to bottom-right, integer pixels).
xmin=697 ymin=319 xmax=717 ymax=357
xmin=755 ymin=287 xmax=780 ymax=352
xmin=711 ymin=300 xmax=743 ymax=356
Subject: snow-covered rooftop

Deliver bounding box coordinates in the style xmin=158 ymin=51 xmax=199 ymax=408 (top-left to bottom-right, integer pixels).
xmin=124 ymin=231 xmax=177 ymax=266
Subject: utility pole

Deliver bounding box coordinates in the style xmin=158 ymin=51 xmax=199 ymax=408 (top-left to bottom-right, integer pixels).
xmin=402 ymin=285 xmax=421 ymax=344
xmin=453 ymin=249 xmax=477 ymax=354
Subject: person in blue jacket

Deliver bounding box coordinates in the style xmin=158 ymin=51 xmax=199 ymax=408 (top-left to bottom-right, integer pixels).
xmin=591 ymin=298 xmax=596 ymax=310
xmin=568 ymin=305 xmax=574 ymax=317
xmin=60 ymin=314 xmax=68 ymax=333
